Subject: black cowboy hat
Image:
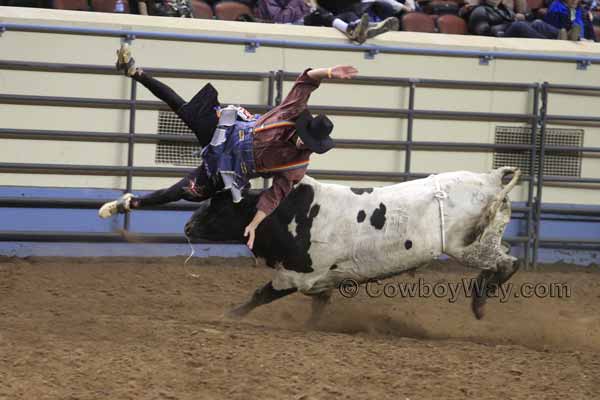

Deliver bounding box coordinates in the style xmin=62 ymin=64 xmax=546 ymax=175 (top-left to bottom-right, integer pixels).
xmin=295 ymin=109 xmax=335 ymax=154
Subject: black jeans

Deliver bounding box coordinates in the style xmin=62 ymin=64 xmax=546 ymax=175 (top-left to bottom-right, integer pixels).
xmin=133 ymin=71 xmax=220 ymax=147
xmin=132 ymin=166 xmax=224 ymax=208
xmin=505 ymin=20 xmax=559 ymax=39
xmin=336 ymin=2 xmax=397 ymax=22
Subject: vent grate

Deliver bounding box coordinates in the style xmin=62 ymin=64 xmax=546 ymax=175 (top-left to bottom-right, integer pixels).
xmin=155 ymin=111 xmax=202 ymax=167
xmin=493 ymin=126 xmax=583 ymax=177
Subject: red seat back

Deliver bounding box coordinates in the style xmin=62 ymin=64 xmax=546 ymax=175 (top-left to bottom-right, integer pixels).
xmin=214 ymin=1 xmax=252 ymax=20
xmin=191 ymin=0 xmax=214 ymax=18
xmin=402 ymin=12 xmax=437 ymax=33
xmin=437 ymin=14 xmax=468 ymax=34
xmin=53 ymin=0 xmax=90 ymax=11
xmin=527 ymin=0 xmax=544 ymax=10
xmin=91 ymin=0 xmax=130 ymax=13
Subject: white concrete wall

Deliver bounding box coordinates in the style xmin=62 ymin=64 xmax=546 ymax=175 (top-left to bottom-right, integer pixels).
xmin=1 ymin=7 xmax=599 ymax=204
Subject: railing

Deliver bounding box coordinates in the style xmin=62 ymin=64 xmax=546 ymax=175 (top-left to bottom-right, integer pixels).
xmin=0 ymin=23 xmax=598 ymax=268
xmin=2 ymin=22 xmax=600 ymax=68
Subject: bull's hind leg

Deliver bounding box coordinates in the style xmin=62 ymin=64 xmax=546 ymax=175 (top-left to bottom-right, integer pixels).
xmin=306 ymin=290 xmax=333 ymax=327
xmin=227 ymin=281 xmax=297 ymax=319
xmin=449 ymin=198 xmax=519 ymax=319
xmin=470 ymin=254 xmax=520 ymax=319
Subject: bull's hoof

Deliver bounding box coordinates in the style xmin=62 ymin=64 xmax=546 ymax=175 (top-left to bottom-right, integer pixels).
xmin=471 ymin=296 xmax=486 ymax=320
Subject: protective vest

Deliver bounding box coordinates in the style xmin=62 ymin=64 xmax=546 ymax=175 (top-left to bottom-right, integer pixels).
xmin=201 ymin=106 xmax=309 ymax=202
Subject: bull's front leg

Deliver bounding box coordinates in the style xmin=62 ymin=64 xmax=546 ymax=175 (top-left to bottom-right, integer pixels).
xmin=227 ymin=281 xmax=297 ymax=319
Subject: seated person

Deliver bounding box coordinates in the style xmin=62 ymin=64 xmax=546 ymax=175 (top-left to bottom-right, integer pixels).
xmin=139 ymin=0 xmax=256 ymax=17
xmin=319 ymin=0 xmax=416 ymax=18
xmin=204 ymin=0 xmax=257 ymax=6
xmin=255 ymin=0 xmax=312 ymax=23
xmin=469 ymin=0 xmax=561 ymax=38
xmin=305 ymin=0 xmax=402 ymax=43
xmin=461 ymin=0 xmax=528 ymax=19
xmin=138 ymin=0 xmax=194 ymax=16
xmin=544 ymin=0 xmax=592 ymax=40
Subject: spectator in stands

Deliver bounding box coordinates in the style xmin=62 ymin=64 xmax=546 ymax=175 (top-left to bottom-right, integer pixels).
xmin=2 ymin=0 xmax=52 ymax=7
xmin=469 ymin=0 xmax=562 ymax=38
xmin=544 ymin=0 xmax=590 ymax=40
xmin=304 ymin=3 xmax=401 ymax=43
xmin=255 ymin=0 xmax=312 ymax=23
xmin=367 ymin=0 xmax=417 ymax=15
xmin=580 ymin=0 xmax=598 ymax=40
xmin=203 ymin=0 xmax=257 ymax=7
xmin=138 ymin=0 xmax=194 ymax=16
xmin=318 ymin=0 xmax=416 ymax=19
xmin=461 ymin=0 xmax=528 ymax=20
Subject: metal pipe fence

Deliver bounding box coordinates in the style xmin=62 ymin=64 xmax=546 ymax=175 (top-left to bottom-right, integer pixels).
xmin=0 ymin=26 xmax=598 ymax=266
xmin=3 ymin=22 xmax=600 ymax=67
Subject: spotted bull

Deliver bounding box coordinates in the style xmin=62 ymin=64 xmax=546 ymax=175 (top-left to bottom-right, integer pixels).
xmin=185 ymin=167 xmax=521 ymax=323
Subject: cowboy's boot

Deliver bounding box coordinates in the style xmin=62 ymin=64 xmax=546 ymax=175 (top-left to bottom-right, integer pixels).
xmin=98 ymin=193 xmax=134 ymax=219
xmin=115 ymin=43 xmax=137 ymax=77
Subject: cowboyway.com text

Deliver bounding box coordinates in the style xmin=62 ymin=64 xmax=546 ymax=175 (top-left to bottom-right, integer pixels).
xmin=337 ymin=277 xmax=570 ymax=303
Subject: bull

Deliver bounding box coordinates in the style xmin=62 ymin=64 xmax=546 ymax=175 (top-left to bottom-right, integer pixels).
xmin=185 ymin=167 xmax=521 ymax=323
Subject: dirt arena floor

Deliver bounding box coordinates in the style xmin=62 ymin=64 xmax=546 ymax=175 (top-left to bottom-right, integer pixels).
xmin=1 ymin=256 xmax=599 ymax=400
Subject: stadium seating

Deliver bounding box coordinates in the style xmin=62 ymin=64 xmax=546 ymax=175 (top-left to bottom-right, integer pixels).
xmin=402 ymin=12 xmax=437 ymax=33
xmin=91 ymin=0 xmax=130 ymax=13
xmin=53 ymin=0 xmax=90 ymax=11
xmin=527 ymin=0 xmax=548 ymax=17
xmin=436 ymin=14 xmax=468 ymax=34
xmin=422 ymin=0 xmax=462 ymax=16
xmin=191 ymin=0 xmax=214 ymax=18
xmin=214 ymin=1 xmax=253 ymax=20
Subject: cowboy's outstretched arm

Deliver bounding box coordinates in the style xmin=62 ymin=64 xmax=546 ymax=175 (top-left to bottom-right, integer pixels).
xmin=308 ymin=66 xmax=359 ymax=80
xmin=244 ymin=170 xmax=304 ymax=249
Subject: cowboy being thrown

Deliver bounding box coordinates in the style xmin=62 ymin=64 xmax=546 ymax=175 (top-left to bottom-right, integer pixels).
xmin=99 ymin=44 xmax=358 ymax=248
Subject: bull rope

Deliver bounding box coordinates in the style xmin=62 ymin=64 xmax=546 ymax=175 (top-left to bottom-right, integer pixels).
xmin=183 ymin=234 xmax=200 ymax=279
xmin=433 ymin=175 xmax=448 ymax=253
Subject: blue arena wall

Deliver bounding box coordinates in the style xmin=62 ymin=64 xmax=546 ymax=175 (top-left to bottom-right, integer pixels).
xmin=1 ymin=186 xmax=598 ymax=266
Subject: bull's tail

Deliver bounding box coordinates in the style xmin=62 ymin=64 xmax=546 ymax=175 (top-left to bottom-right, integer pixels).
xmin=474 ymin=167 xmax=521 ymax=239
xmin=496 ymin=166 xmax=521 ymax=194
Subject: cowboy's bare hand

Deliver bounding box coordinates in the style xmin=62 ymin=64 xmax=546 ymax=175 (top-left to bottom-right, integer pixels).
xmin=330 ymin=65 xmax=359 ymax=79
xmin=244 ymin=223 xmax=256 ymax=249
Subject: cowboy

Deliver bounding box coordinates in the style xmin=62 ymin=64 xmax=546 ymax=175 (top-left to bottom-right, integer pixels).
xmin=98 ymin=44 xmax=358 ymax=248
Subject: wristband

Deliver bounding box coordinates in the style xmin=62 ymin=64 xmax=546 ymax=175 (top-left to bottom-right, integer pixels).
xmin=327 ymin=67 xmax=332 ymax=79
